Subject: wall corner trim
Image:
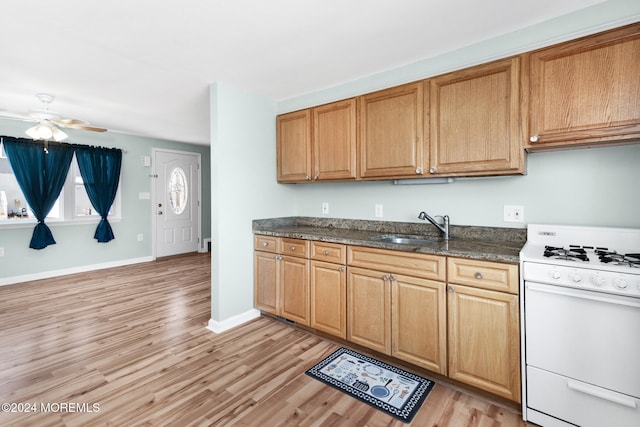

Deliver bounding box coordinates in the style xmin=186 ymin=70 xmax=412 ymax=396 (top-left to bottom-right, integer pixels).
xmin=206 ymin=309 xmax=261 ymax=334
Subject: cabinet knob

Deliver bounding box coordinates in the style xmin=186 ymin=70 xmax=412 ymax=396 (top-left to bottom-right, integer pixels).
xmin=323 ymin=250 xmax=329 ymax=256
xmin=429 ymin=167 xmax=436 ymax=174
xmin=530 ymin=135 xmax=539 ymax=143
xmin=313 ymin=175 xmax=319 ymax=180
xmin=389 ymin=274 xmax=396 ymax=282
xmin=262 ymin=242 xmax=269 ymax=247
xmin=415 ymin=167 xmax=423 ymax=174
xmin=382 ymin=275 xmax=390 ymax=281
xmin=447 ymin=286 xmax=455 ymax=293
xmin=305 ymin=175 xmax=311 ymax=180
xmin=339 ymin=266 xmax=345 ymax=272
xmin=475 ymin=272 xmax=483 ymax=280
xmin=290 ymin=246 xmax=296 ymax=251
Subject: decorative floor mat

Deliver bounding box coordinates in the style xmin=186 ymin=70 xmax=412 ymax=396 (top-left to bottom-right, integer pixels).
xmin=305 ymin=347 xmax=435 ymax=423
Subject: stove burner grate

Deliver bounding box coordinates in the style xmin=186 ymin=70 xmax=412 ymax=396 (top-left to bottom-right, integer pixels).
xmin=543 ymin=246 xmax=589 ymax=262
xmin=596 ymin=250 xmax=640 ymax=268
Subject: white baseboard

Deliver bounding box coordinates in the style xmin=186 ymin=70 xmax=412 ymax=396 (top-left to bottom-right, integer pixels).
xmin=0 ymin=256 xmax=154 ymax=287
xmin=206 ymin=309 xmax=261 ymax=334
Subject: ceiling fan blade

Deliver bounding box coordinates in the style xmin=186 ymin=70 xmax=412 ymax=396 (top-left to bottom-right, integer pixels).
xmin=56 ymin=118 xmax=88 ymax=125
xmin=57 ymin=122 xmax=108 ymax=132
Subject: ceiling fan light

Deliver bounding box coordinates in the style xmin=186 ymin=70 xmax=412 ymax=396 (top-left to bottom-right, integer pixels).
xmin=51 ymin=126 xmax=68 ymax=141
xmin=26 ymin=122 xmax=54 ymax=140
xmin=25 ymin=125 xmax=40 ymax=139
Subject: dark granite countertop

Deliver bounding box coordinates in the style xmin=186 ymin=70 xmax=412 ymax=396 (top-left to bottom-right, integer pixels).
xmin=252 ymin=217 xmax=526 ymax=264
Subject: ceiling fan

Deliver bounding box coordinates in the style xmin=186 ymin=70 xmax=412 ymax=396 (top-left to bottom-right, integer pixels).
xmin=0 ymin=93 xmax=107 ymax=141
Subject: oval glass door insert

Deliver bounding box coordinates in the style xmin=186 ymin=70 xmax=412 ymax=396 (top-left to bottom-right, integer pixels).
xmin=168 ymin=167 xmax=188 ymax=214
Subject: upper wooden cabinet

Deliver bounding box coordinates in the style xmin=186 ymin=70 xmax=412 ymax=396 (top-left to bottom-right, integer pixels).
xmin=276 ymin=23 xmax=640 ymax=182
xmin=359 ymin=82 xmax=426 ymax=179
xmin=277 ymin=99 xmax=356 ymax=183
xmin=313 ymin=99 xmax=357 ymax=181
xmin=429 ymin=57 xmax=525 ymax=175
xmin=526 ymin=23 xmax=640 ymax=150
xmin=277 ymin=109 xmax=312 ymax=182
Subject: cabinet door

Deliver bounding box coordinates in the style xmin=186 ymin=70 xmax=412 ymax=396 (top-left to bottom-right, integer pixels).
xmin=392 ymin=275 xmax=447 ymax=374
xmin=347 ymin=267 xmax=391 ymax=354
xmin=277 ymin=109 xmax=312 ymax=182
xmin=527 ymin=23 xmax=640 ymax=149
xmin=313 ymin=99 xmax=357 ymax=181
xmin=359 ymin=82 xmax=425 ymax=178
xmin=280 ymin=255 xmax=310 ymax=326
xmin=448 ymin=284 xmax=520 ymax=402
xmin=310 ymin=260 xmax=346 ymax=338
xmin=254 ymin=251 xmax=278 ymax=315
xmin=430 ymin=57 xmax=524 ymax=175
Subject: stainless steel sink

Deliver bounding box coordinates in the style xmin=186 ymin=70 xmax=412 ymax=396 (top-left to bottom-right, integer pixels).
xmin=371 ymin=234 xmax=441 ymax=246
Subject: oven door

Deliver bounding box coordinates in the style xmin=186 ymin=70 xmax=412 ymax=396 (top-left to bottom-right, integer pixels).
xmin=524 ymin=281 xmax=640 ymax=427
xmin=525 ymin=282 xmax=640 ymax=398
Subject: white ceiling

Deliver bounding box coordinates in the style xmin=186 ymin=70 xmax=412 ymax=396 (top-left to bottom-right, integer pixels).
xmin=0 ymin=0 xmax=607 ymax=145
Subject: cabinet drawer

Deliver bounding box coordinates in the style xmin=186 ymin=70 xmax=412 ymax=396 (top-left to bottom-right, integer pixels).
xmin=447 ymin=257 xmax=518 ymax=293
xmin=281 ymin=238 xmax=309 ymax=258
xmin=311 ymin=241 xmax=346 ymax=264
xmin=254 ymin=235 xmax=279 ymax=253
xmin=348 ymin=246 xmax=445 ymax=281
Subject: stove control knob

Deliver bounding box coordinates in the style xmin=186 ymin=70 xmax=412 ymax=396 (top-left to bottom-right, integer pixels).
xmin=551 ymin=271 xmax=561 ymax=280
xmin=613 ymin=278 xmax=628 ymax=289
xmin=593 ymin=274 xmax=606 ymax=287
xmin=569 ymin=272 xmax=583 ymax=283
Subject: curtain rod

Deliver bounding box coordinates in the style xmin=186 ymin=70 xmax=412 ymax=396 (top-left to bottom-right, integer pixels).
xmin=0 ymin=136 xmax=127 ymax=153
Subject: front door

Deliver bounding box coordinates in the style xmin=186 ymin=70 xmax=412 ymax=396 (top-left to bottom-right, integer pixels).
xmin=154 ymin=149 xmax=200 ymax=257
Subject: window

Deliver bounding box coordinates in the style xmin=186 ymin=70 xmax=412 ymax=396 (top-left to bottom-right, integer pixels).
xmin=0 ymin=143 xmax=121 ymax=225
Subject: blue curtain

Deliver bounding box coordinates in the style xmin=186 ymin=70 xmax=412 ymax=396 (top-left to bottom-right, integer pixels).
xmin=75 ymin=146 xmax=122 ymax=242
xmin=2 ymin=137 xmax=75 ymax=249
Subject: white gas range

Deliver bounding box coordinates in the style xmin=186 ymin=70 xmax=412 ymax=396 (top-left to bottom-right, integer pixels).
xmin=519 ymin=224 xmax=640 ymax=427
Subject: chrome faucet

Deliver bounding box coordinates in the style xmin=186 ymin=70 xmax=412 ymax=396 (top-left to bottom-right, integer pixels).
xmin=418 ymin=211 xmax=450 ymax=240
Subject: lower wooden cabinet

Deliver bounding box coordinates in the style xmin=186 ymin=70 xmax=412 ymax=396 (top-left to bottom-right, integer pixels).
xmin=347 ymin=246 xmax=447 ymax=375
xmin=310 ymin=260 xmax=346 ymax=338
xmin=253 ymin=236 xmax=310 ymax=326
xmin=280 ymin=255 xmax=310 ymax=325
xmin=392 ymin=275 xmax=447 ymax=375
xmin=347 ymin=267 xmax=391 ymax=355
xmin=447 ymin=257 xmax=521 ymax=403
xmin=254 ymin=235 xmax=521 ymax=402
xmin=254 ymin=250 xmax=279 ymax=314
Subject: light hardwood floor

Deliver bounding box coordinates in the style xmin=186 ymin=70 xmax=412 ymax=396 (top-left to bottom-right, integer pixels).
xmin=0 ymin=253 xmax=532 ymax=426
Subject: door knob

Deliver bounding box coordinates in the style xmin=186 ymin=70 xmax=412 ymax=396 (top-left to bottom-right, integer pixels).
xmin=158 ymin=210 xmax=163 ymax=215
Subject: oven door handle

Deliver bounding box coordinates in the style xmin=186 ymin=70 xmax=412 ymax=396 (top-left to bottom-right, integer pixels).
xmin=567 ymin=379 xmax=638 ymax=408
xmin=526 ymin=283 xmax=640 ymax=309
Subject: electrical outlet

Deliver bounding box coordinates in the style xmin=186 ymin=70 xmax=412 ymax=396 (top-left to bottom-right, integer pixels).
xmin=322 ymin=202 xmax=329 ymax=215
xmin=0 ymin=247 xmax=4 ymax=257
xmin=504 ymin=205 xmax=524 ymax=223
xmin=375 ymin=204 xmax=384 ymax=218
xmin=137 ymin=234 xmax=144 ymax=242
